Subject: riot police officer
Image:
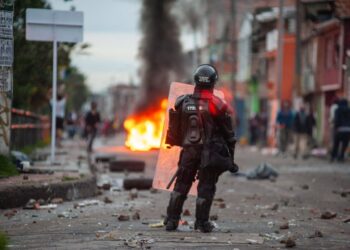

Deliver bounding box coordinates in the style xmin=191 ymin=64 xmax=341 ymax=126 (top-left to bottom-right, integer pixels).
xmin=164 ymin=64 xmax=238 ymax=233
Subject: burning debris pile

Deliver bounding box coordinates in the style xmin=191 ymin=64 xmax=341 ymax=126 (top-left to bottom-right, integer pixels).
xmin=123 ymin=0 xmax=184 ymax=151
xmin=124 ymin=99 xmax=168 ymax=151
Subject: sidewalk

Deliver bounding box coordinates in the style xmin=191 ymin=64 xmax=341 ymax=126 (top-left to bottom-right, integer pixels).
xmin=0 ymin=139 xmax=96 ymax=209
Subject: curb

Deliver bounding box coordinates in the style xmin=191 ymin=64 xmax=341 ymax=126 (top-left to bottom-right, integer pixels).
xmin=0 ymin=175 xmax=97 ymax=209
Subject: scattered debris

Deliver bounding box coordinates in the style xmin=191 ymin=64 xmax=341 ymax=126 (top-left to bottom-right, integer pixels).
xmin=124 ymin=178 xmax=153 ymax=190
xmin=149 ymin=221 xmax=164 ymax=228
xmin=102 ymin=183 xmax=111 ymax=191
xmin=246 ymin=163 xmax=279 ymax=180
xmin=24 ymin=199 xmax=40 ymax=209
xmin=214 ymin=198 xmax=225 ymax=202
xmin=301 ymin=184 xmax=309 ymax=190
xmin=57 ymin=211 xmax=78 ymax=219
xmin=246 ymin=239 xmax=259 ymax=244
xmin=103 ymin=197 xmax=113 ymax=204
xmin=210 ymin=214 xmax=218 ymax=221
xmin=343 ymin=217 xmax=350 ymax=223
xmin=132 ymin=212 xmax=140 ymax=220
xmin=332 ymin=189 xmax=350 ymax=198
xmin=51 ymin=198 xmax=64 ymax=204
xmin=320 ymin=211 xmax=337 ymax=219
xmin=129 ymin=188 xmax=138 ymax=200
xmin=78 ymin=200 xmax=100 ymax=208
xmin=219 ymin=203 xmax=226 ymax=209
xmin=118 ymin=214 xmax=130 ymax=221
xmin=281 ymin=237 xmax=296 ymax=248
xmin=308 ymin=230 xmax=323 ymax=238
xmin=4 ymin=210 xmax=17 ymax=219
xmin=270 ymin=203 xmax=279 ymax=211
xmin=183 ymin=209 xmax=191 ymax=216
xmin=279 ymin=222 xmax=289 ymax=230
xmin=39 ymin=204 xmax=57 ymax=210
xmin=261 ymin=233 xmax=285 ymax=241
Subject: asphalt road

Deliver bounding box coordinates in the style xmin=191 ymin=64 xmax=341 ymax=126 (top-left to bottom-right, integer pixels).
xmin=1 ymin=141 xmax=350 ymax=249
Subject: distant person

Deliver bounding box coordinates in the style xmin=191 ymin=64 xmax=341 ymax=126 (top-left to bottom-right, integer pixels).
xmin=49 ymin=91 xmax=66 ymax=148
xmin=249 ymin=114 xmax=259 ymax=145
xmin=276 ymin=101 xmax=294 ymax=155
xmin=66 ymin=111 xmax=77 ymax=139
xmin=85 ymin=101 xmax=101 ymax=152
xmin=331 ymin=98 xmax=350 ymax=162
xmin=256 ymin=107 xmax=268 ymax=147
xmin=293 ymin=105 xmax=316 ymax=159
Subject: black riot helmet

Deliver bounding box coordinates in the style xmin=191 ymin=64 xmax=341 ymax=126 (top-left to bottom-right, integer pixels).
xmin=193 ymin=64 xmax=218 ymax=89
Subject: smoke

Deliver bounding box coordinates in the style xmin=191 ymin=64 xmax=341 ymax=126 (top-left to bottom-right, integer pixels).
xmin=137 ymin=0 xmax=184 ymax=111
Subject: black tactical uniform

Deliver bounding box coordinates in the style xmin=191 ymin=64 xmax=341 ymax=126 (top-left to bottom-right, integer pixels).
xmin=164 ymin=64 xmax=238 ymax=232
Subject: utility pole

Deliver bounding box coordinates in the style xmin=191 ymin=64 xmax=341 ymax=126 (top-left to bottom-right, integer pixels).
xmin=0 ymin=0 xmax=15 ymax=156
xmin=276 ymin=0 xmax=285 ymax=105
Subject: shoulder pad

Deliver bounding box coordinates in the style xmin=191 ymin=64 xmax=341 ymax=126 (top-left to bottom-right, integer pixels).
xmin=174 ymin=95 xmax=188 ymax=109
xmin=211 ymin=95 xmax=227 ymax=113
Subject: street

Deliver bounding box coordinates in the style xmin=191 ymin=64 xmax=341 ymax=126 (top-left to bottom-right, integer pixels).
xmin=1 ymin=136 xmax=349 ymax=249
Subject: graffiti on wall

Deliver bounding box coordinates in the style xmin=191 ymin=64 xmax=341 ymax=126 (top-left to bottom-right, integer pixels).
xmin=0 ymin=92 xmax=10 ymax=146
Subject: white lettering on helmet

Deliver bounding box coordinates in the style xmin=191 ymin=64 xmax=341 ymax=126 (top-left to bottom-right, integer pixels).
xmin=199 ymin=76 xmax=210 ymax=83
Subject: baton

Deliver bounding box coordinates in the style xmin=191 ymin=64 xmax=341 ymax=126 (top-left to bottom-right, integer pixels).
xmin=166 ymin=168 xmax=180 ymax=189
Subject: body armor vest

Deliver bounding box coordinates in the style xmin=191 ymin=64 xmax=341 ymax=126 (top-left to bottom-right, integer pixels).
xmin=181 ymin=95 xmax=213 ymax=146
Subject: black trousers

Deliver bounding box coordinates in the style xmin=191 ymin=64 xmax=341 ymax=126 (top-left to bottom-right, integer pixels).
xmin=331 ymin=131 xmax=350 ymax=161
xmin=173 ymin=146 xmax=219 ymax=200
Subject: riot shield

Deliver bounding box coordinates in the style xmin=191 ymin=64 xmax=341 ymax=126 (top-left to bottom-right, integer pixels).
xmin=153 ymin=82 xmax=224 ymax=195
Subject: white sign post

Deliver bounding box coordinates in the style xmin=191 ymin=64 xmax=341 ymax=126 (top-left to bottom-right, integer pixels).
xmin=26 ymin=8 xmax=83 ymax=164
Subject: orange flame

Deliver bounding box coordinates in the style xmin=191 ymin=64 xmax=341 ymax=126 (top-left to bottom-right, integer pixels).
xmin=124 ymin=99 xmax=168 ymax=151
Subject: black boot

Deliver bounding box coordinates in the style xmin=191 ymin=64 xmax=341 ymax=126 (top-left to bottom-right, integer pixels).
xmin=164 ymin=191 xmax=187 ymax=231
xmin=194 ymin=197 xmax=215 ymax=233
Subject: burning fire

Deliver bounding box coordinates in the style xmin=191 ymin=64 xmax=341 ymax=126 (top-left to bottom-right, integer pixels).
xmin=124 ymin=99 xmax=168 ymax=151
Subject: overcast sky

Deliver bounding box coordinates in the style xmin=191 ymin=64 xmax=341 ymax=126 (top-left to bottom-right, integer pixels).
xmin=48 ymin=0 xmax=195 ymax=93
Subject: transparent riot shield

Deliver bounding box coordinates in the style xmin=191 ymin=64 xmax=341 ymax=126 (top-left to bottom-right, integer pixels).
xmin=153 ymin=82 xmax=224 ymax=195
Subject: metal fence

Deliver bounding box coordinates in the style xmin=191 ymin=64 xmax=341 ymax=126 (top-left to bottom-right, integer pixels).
xmin=10 ymin=108 xmax=50 ymax=150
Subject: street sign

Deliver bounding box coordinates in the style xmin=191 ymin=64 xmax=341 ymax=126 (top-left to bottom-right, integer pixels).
xmin=26 ymin=9 xmax=83 ymax=43
xmin=0 ymin=10 xmax=13 ymax=39
xmin=0 ymin=68 xmax=11 ymax=92
xmin=26 ymin=8 xmax=84 ymax=164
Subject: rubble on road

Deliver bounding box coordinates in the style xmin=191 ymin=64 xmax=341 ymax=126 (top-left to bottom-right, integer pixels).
xmin=132 ymin=212 xmax=140 ymax=220
xmin=103 ymin=197 xmax=113 ymax=204
xmin=210 ymin=214 xmax=218 ymax=221
xmin=281 ymin=236 xmax=296 ymax=248
xmin=308 ymin=230 xmax=323 ymax=238
xmin=343 ymin=217 xmax=350 ymax=223
xmin=39 ymin=204 xmax=57 ymax=210
xmin=4 ymin=209 xmax=17 ymax=219
xmin=149 ymin=221 xmax=164 ymax=228
xmin=279 ymin=222 xmax=289 ymax=230
xmin=117 ymin=214 xmax=130 ymax=221
xmin=129 ymin=188 xmax=138 ymax=200
xmin=320 ymin=211 xmax=337 ymax=219
xmin=77 ymin=199 xmax=101 ymax=208
xmin=332 ymin=189 xmax=350 ymax=198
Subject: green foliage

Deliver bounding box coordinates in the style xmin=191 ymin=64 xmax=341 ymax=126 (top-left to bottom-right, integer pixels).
xmin=0 ymin=154 xmax=18 ymax=178
xmin=12 ymin=0 xmax=90 ymax=112
xmin=0 ymin=231 xmax=8 ymax=250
